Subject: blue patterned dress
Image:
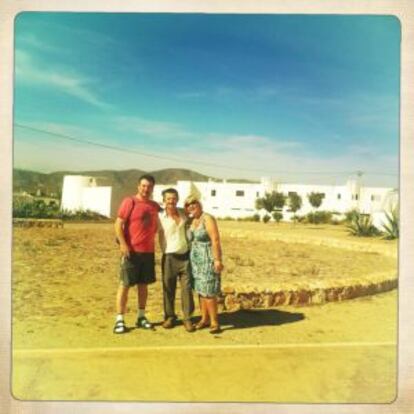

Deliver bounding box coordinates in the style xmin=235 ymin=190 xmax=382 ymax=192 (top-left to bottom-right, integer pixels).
xmin=189 ymin=215 xmax=221 ymax=297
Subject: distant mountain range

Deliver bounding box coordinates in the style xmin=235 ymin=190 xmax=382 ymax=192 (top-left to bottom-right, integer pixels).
xmin=13 ymin=168 xmax=255 ymax=216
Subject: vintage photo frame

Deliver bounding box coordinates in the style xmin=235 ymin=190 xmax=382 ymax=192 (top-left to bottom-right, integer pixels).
xmin=1 ymin=1 xmax=413 ymax=413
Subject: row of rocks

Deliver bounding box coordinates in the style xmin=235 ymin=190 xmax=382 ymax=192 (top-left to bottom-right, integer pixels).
xmin=219 ymin=278 xmax=397 ymax=311
xmin=13 ymin=218 xmax=64 ymax=228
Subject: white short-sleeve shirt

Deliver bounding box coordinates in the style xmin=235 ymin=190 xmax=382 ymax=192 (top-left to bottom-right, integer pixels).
xmin=158 ymin=208 xmax=189 ymax=254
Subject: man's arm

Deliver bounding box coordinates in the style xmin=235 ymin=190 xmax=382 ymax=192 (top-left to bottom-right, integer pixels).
xmin=115 ymin=217 xmax=130 ymax=258
xmin=157 ymin=215 xmax=166 ymax=253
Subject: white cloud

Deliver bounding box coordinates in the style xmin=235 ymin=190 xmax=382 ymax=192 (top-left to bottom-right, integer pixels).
xmin=15 ymin=49 xmax=110 ymax=109
xmin=207 ymin=133 xmax=302 ymax=152
xmin=18 ymin=33 xmax=60 ymax=53
xmin=113 ymin=116 xmax=303 ymax=155
xmin=14 ymin=118 xmax=397 ymax=187
xmin=114 ymin=116 xmax=194 ymax=140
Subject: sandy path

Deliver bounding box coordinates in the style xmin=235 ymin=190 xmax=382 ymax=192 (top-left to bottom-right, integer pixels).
xmin=13 ymin=290 xmax=397 ymax=402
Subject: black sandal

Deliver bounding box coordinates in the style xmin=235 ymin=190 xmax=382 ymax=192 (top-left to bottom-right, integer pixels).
xmin=113 ymin=319 xmax=127 ymax=334
xmin=136 ymin=317 xmax=154 ymax=330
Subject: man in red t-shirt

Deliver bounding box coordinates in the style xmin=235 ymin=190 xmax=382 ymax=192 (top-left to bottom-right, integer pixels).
xmin=113 ymin=174 xmax=160 ymax=334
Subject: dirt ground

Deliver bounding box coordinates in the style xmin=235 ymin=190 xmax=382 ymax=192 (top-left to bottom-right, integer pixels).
xmin=12 ymin=221 xmax=397 ymax=349
xmin=13 ymin=291 xmax=397 ymax=402
xmin=11 ymin=221 xmax=398 ymax=402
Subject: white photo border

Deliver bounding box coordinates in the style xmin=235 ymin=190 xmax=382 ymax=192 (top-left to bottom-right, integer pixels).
xmin=1 ymin=1 xmax=413 ymax=413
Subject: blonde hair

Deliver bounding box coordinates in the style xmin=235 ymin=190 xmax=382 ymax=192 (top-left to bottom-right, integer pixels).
xmin=184 ymin=195 xmax=201 ymax=207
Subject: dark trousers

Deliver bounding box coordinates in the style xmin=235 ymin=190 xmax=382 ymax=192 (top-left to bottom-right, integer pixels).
xmin=161 ymin=253 xmax=194 ymax=321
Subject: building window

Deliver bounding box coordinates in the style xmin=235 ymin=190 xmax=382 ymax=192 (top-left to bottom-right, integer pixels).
xmin=256 ymin=192 xmax=259 ymax=197
xmin=236 ymin=190 xmax=245 ymax=197
xmin=211 ymin=189 xmax=216 ymax=197
xmin=337 ymin=194 xmax=341 ymax=200
xmin=371 ymin=194 xmax=381 ymax=202
xmin=288 ymin=191 xmax=297 ymax=196
xmin=355 ymin=194 xmax=359 ymax=201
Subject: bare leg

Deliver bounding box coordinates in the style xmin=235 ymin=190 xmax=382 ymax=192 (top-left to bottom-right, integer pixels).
xmin=116 ymin=285 xmax=129 ymax=314
xmin=205 ymin=297 xmax=219 ymax=328
xmin=137 ymin=284 xmax=148 ymax=310
xmin=195 ymin=296 xmax=210 ymax=328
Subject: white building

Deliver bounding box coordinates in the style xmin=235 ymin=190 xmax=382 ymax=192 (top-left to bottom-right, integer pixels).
xmin=59 ymin=174 xmax=397 ymax=227
xmin=153 ymin=177 xmax=398 ymax=227
xmin=61 ymin=175 xmax=112 ymax=217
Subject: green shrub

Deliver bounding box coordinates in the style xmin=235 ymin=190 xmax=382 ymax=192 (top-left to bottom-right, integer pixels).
xmin=262 ymin=214 xmax=271 ymax=223
xmin=306 ymin=210 xmax=333 ymax=224
xmin=291 ymin=214 xmax=300 ymax=224
xmin=347 ymin=213 xmax=380 ymax=237
xmin=61 ymin=209 xmax=108 ymax=221
xmin=13 ymin=199 xmax=107 ymax=221
xmin=381 ymin=209 xmax=399 ymax=240
xmin=219 ymin=216 xmax=236 ymax=221
xmin=345 ymin=209 xmax=360 ymax=222
xmin=238 ymin=214 xmax=261 ymax=222
xmin=293 ymin=214 xmax=306 ymax=223
xmin=13 ymin=199 xmax=61 ymax=219
xmin=272 ymin=211 xmax=283 ymax=223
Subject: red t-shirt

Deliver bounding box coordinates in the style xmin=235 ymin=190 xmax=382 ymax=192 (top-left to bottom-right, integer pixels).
xmin=118 ymin=197 xmax=160 ymax=253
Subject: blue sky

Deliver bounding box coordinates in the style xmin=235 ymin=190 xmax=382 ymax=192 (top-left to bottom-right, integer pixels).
xmin=13 ymin=13 xmax=400 ymax=186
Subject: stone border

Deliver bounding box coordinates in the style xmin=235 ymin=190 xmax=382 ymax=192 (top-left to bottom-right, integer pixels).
xmin=219 ymin=278 xmax=398 ymax=311
xmin=13 ymin=218 xmax=64 ymax=228
xmin=220 ymin=230 xmax=398 ymax=310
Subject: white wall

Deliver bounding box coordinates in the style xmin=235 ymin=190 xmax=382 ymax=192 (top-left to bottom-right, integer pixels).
xmin=82 ymin=187 xmax=112 ymax=217
xmin=61 ymin=175 xmax=112 ymax=217
xmin=153 ymin=177 xmax=398 ymax=221
xmin=61 ymin=176 xmax=95 ymax=211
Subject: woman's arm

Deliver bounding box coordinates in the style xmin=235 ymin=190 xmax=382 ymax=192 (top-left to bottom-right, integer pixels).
xmin=204 ymin=214 xmax=224 ymax=273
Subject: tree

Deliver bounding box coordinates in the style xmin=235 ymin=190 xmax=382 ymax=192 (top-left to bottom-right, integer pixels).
xmin=288 ymin=193 xmax=302 ymax=224
xmin=307 ymin=192 xmax=324 ymax=210
xmin=255 ymin=191 xmax=286 ymax=214
xmin=273 ymin=192 xmax=286 ymax=210
xmin=255 ymin=192 xmax=273 ymax=214
xmin=288 ymin=193 xmax=302 ymax=213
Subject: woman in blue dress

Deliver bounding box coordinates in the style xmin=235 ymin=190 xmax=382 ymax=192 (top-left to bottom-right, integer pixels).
xmin=184 ymin=196 xmax=224 ymax=334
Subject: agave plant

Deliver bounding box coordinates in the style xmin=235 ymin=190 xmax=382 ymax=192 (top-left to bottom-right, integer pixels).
xmin=381 ymin=209 xmax=399 ymax=240
xmin=347 ymin=212 xmax=380 ymax=237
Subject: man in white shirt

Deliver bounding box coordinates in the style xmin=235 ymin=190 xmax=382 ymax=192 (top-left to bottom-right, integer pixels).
xmin=158 ymin=188 xmax=195 ymax=332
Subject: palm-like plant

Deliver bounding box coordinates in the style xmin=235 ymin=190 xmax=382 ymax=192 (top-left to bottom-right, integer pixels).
xmin=347 ymin=212 xmax=380 ymax=237
xmin=381 ymin=209 xmax=399 ymax=240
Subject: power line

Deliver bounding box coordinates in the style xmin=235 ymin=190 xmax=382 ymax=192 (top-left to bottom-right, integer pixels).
xmin=14 ymin=123 xmax=398 ymax=177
